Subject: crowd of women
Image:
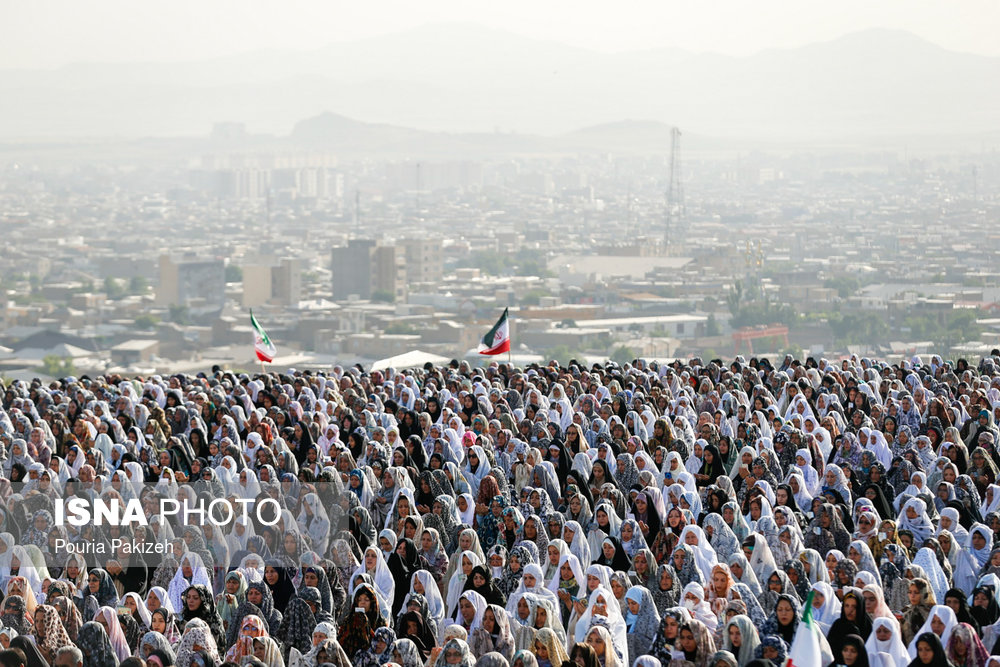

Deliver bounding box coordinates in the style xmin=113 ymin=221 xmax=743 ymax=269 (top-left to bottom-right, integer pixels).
xmin=2 ymin=353 xmax=1000 ymax=667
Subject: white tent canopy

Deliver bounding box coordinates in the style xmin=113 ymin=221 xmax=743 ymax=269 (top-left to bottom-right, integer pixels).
xmin=370 ymin=350 xmax=451 ymax=372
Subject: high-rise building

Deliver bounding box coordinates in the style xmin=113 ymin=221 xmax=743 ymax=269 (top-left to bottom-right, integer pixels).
xmin=331 ymin=239 xmax=377 ymax=300
xmin=156 ymin=255 xmax=225 ymax=307
xmin=242 ymin=257 xmax=302 ymax=307
xmin=399 ymin=238 xmax=444 ymax=285
xmin=372 ymin=245 xmax=407 ymax=302
xmin=271 ymin=258 xmax=302 ymax=306
xmin=331 ymin=240 xmax=405 ymax=301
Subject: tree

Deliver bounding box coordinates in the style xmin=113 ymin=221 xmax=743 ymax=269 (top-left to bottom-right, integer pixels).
xmin=135 ymin=314 xmax=160 ymax=330
xmin=225 ymin=265 xmax=244 ymax=283
xmin=371 ymin=289 xmax=395 ymax=303
xmin=782 ymin=343 xmax=804 ymax=360
xmin=726 ymin=280 xmax=743 ymax=318
xmin=706 ymin=314 xmax=721 ymax=337
xmin=521 ymin=288 xmax=550 ymax=306
xmin=828 ymin=313 xmax=889 ymax=346
xmin=103 ymin=277 xmax=125 ymax=299
xmin=610 ymin=345 xmax=636 ymax=366
xmin=456 ymin=249 xmax=553 ymax=278
xmin=129 ymin=276 xmax=148 ymax=294
xmin=545 ymin=345 xmax=589 ymax=365
xmin=40 ymin=355 xmax=74 ymax=378
xmin=823 ymin=276 xmax=860 ymax=299
xmin=385 ymin=322 xmax=417 ymax=335
xmin=168 ymin=304 xmax=190 ymax=325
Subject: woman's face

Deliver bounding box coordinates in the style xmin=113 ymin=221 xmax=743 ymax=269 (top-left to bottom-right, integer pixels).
xmin=728 ymin=624 xmax=742 ymax=648
xmin=930 ymin=614 xmax=945 ymax=636
xmin=843 ymin=596 xmax=857 ymax=620
xmin=459 ymin=598 xmax=476 ymax=622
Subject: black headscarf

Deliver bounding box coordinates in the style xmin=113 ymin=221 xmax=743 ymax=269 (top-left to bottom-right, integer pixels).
xmin=10 ymin=636 xmax=48 ymax=667
xmin=264 ymin=558 xmax=297 ymax=610
xmin=775 ymin=483 xmax=801 ymax=513
xmin=943 ymin=588 xmax=980 ymax=634
xmin=593 ymin=535 xmax=632 ymax=571
xmin=566 ymin=470 xmax=595 ymax=510
xmin=181 ymin=584 xmax=226 ymax=650
xmin=970 ymin=585 xmax=1000 ymax=628
xmin=862 ymin=483 xmax=895 ymax=521
xmin=905 ymin=632 xmax=950 ymax=667
xmin=827 ymin=591 xmax=872 ymax=656
xmin=462 ymin=564 xmax=506 ymax=607
xmin=826 ymin=634 xmax=869 ymax=667
xmin=293 ymin=424 xmax=315 ymax=465
xmin=699 ymin=444 xmax=727 ymax=481
xmin=387 ymin=537 xmax=421 ymax=616
xmin=396 ymin=609 xmax=433 ymax=659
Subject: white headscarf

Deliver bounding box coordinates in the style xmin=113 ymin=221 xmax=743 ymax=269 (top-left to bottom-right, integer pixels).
xmin=405 ymin=569 xmax=446 ymax=629
xmin=865 ymin=616 xmax=909 ymax=667
xmin=912 ymin=547 xmax=949 ymax=604
xmin=547 ymin=553 xmax=585 ymax=595
xmin=680 ymin=581 xmax=717 ymax=632
xmin=97 ymin=605 xmax=133 ymax=663
xmin=445 ymin=550 xmax=483 ymax=614
xmin=677 ymin=525 xmax=718 ymax=582
xmin=350 ymin=546 xmax=396 ymax=612
xmin=906 ymin=604 xmax=957 ymax=659
xmin=574 ymin=585 xmax=629 ymax=666
xmin=455 ymin=589 xmax=487 ymax=633
xmin=809 ymin=581 xmax=841 ymax=633
xmin=167 ymin=551 xmax=213 ymax=612
xmin=505 ymin=563 xmax=559 ymax=616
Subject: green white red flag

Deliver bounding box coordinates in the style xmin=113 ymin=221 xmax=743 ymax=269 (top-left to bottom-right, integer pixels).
xmin=250 ymin=310 xmax=277 ymax=363
xmin=786 ymin=591 xmax=831 ymax=667
xmin=478 ymin=308 xmax=510 ymax=355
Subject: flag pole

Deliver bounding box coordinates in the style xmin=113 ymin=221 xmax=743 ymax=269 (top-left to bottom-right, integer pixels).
xmin=508 ymin=307 xmax=512 ymax=366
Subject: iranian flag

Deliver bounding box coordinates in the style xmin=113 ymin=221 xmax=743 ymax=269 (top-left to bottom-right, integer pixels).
xmin=478 ymin=308 xmax=511 ymax=355
xmin=250 ymin=310 xmax=277 ymax=363
xmin=786 ymin=591 xmax=830 ymax=667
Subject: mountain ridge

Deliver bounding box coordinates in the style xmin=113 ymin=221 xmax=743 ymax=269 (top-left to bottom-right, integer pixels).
xmin=0 ymin=24 xmax=996 ymax=142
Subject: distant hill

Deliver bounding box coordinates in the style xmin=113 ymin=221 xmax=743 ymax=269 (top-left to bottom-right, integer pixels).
xmin=0 ymin=24 xmax=997 ymax=145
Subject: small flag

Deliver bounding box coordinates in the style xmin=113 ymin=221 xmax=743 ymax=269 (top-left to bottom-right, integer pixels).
xmin=250 ymin=309 xmax=277 ymax=363
xmin=786 ymin=591 xmax=824 ymax=667
xmin=478 ymin=308 xmax=511 ymax=356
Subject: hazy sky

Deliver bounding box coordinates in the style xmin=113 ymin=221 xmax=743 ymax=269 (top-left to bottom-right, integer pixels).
xmin=2 ymin=0 xmax=998 ymax=69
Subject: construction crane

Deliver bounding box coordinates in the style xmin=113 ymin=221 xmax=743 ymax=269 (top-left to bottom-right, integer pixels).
xmin=665 ymin=127 xmax=684 ymax=251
